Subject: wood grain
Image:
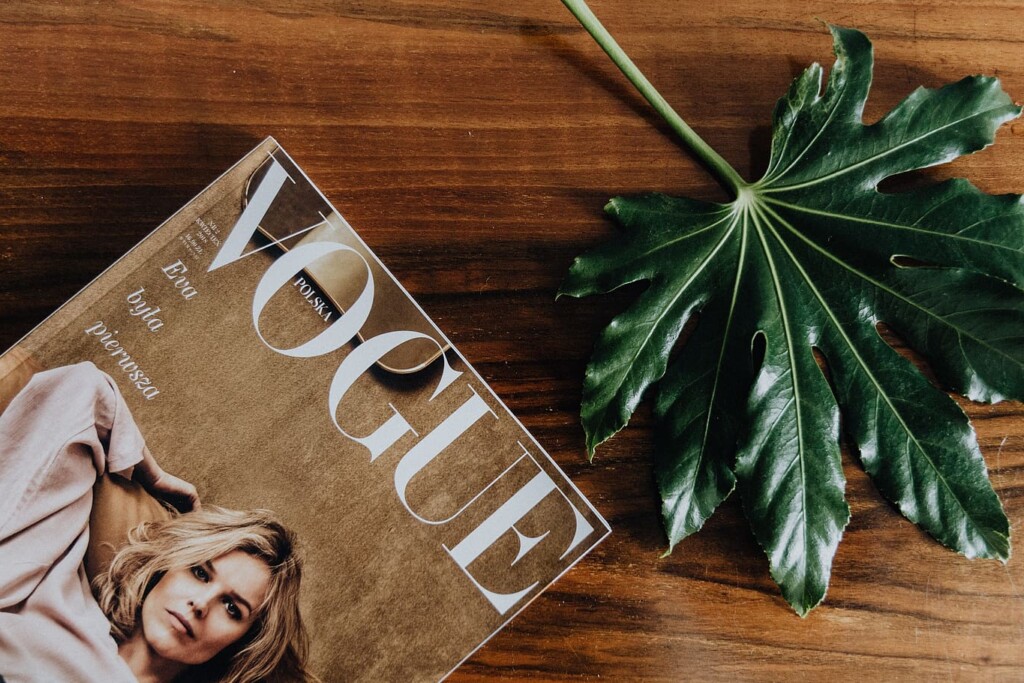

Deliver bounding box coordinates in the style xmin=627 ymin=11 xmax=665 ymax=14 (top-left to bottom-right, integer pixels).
xmin=1 ymin=1 xmax=1022 ymax=680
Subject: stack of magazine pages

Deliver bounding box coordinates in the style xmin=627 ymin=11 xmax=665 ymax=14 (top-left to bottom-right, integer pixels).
xmin=0 ymin=138 xmax=609 ymax=681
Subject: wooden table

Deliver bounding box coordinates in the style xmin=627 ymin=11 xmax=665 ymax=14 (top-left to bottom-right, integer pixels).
xmin=1 ymin=1 xmax=1021 ymax=679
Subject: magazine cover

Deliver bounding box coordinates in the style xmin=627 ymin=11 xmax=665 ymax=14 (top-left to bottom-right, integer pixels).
xmin=0 ymin=137 xmax=610 ymax=682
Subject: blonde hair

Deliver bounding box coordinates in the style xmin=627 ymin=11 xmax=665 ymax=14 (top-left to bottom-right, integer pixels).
xmin=94 ymin=507 xmax=312 ymax=683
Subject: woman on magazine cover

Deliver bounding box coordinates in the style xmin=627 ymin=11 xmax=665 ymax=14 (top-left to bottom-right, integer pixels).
xmin=0 ymin=361 xmax=312 ymax=683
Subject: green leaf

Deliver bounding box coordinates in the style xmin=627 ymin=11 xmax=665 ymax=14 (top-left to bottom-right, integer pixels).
xmin=560 ymin=21 xmax=1019 ymax=615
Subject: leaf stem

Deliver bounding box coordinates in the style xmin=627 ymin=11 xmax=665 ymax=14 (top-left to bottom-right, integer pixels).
xmin=560 ymin=0 xmax=746 ymax=197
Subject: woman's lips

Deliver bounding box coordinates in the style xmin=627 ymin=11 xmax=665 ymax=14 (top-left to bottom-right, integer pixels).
xmin=167 ymin=609 xmax=195 ymax=638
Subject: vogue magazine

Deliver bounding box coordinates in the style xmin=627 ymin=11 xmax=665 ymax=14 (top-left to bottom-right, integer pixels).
xmin=0 ymin=138 xmax=610 ymax=682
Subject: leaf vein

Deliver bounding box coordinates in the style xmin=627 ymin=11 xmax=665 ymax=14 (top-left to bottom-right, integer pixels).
xmin=592 ymin=213 xmax=742 ymax=433
xmin=770 ymin=204 xmax=1024 ymax=370
xmin=763 ymin=69 xmax=847 ymax=187
xmin=763 ymin=196 xmax=1023 ymax=257
xmin=750 ymin=207 xmax=811 ymax=587
xmin=764 ymin=104 xmax=1015 ymax=193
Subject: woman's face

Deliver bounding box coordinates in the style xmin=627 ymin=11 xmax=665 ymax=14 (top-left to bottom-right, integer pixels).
xmin=139 ymin=549 xmax=271 ymax=665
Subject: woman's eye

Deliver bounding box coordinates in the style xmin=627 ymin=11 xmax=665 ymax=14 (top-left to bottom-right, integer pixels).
xmin=190 ymin=566 xmax=210 ymax=582
xmin=223 ymin=597 xmax=242 ymax=620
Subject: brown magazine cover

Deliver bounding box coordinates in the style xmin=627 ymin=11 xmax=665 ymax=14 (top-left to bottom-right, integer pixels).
xmin=0 ymin=138 xmax=610 ymax=682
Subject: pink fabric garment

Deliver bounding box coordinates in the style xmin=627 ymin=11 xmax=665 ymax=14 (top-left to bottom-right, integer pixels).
xmin=0 ymin=362 xmax=143 ymax=682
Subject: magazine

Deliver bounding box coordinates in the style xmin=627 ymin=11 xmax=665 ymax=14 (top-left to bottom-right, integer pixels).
xmin=0 ymin=137 xmax=610 ymax=682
